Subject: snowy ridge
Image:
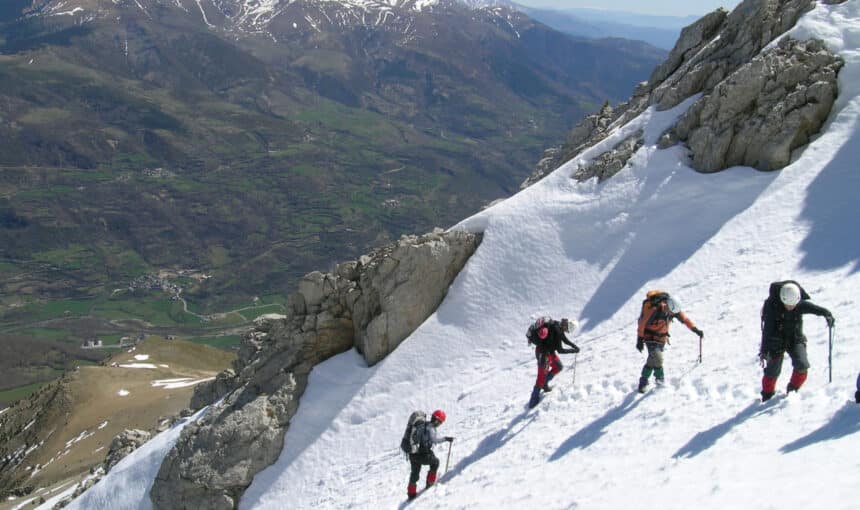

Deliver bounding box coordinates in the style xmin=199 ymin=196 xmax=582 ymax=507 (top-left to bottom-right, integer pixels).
xmin=27 ymin=0 xmax=518 ymax=32
xmin=59 ymin=2 xmax=860 ymax=509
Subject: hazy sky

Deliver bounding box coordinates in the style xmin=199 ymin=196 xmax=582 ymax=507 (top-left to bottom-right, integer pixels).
xmin=515 ymin=0 xmax=743 ymax=17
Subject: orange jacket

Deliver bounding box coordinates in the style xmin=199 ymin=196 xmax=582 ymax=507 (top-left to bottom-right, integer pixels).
xmin=638 ymin=304 xmax=697 ymax=344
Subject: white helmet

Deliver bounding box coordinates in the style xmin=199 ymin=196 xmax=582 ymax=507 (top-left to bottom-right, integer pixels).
xmin=779 ymin=283 xmax=801 ymax=306
xmin=560 ymin=318 xmax=579 ymax=333
xmin=667 ymin=296 xmax=682 ymax=314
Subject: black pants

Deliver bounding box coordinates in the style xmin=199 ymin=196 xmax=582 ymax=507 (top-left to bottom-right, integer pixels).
xmin=409 ymin=451 xmax=439 ymax=485
xmin=764 ymin=341 xmax=810 ymax=378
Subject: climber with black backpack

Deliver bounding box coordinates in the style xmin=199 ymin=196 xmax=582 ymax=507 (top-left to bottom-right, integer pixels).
xmin=759 ymin=280 xmax=834 ymax=401
xmin=636 ymin=290 xmax=703 ymax=393
xmin=399 ymin=410 xmax=454 ymax=500
xmin=526 ymin=316 xmax=580 ymax=408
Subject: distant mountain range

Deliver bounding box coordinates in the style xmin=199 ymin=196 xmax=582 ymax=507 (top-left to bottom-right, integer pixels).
xmin=520 ymin=5 xmax=700 ymax=49
xmin=0 ymin=0 xmax=664 ymax=297
xmin=0 ymin=0 xmax=664 ymax=398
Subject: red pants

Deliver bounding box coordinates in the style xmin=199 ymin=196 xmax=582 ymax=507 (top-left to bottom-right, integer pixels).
xmin=535 ymin=350 xmax=562 ymax=388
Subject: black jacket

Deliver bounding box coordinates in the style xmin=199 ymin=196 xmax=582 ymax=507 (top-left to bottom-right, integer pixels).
xmin=761 ymin=298 xmax=831 ymax=355
xmin=530 ymin=320 xmax=578 ymax=354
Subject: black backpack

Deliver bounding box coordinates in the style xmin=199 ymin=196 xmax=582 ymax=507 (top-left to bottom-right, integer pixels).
xmin=526 ymin=317 xmax=551 ymax=346
xmin=400 ymin=411 xmax=432 ymax=455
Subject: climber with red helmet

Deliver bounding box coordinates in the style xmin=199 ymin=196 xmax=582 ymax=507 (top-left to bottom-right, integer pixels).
xmin=406 ymin=409 xmax=454 ymax=500
xmin=759 ymin=281 xmax=834 ymax=401
xmin=526 ymin=317 xmax=580 ymax=408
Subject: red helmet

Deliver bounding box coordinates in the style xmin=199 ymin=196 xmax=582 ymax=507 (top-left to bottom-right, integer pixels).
xmin=431 ymin=410 xmax=446 ymax=424
xmin=538 ymin=327 xmax=549 ymax=340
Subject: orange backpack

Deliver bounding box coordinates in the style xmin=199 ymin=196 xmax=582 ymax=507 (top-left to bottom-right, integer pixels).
xmin=639 ymin=290 xmax=669 ymax=325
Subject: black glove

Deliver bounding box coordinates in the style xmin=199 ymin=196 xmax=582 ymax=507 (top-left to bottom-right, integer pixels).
xmin=636 ymin=337 xmax=644 ymax=352
xmin=570 ymin=343 xmax=580 ymax=354
xmin=692 ymin=327 xmax=704 ymax=339
xmin=444 ymin=436 xmax=454 ymax=442
xmin=826 ymin=315 xmax=835 ymax=327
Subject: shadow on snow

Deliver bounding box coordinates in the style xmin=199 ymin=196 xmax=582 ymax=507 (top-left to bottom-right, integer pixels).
xmin=567 ymin=164 xmax=773 ymax=332
xmin=673 ymin=399 xmax=785 ymax=458
xmin=549 ymin=392 xmax=646 ymax=461
xmin=780 ymin=401 xmax=860 ymax=453
xmin=442 ymin=410 xmax=537 ymax=481
xmin=798 ymin=119 xmax=860 ymax=273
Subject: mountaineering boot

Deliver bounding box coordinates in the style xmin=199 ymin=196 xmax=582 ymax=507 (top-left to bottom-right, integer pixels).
xmin=761 ymin=375 xmax=777 ymax=401
xmin=543 ymin=373 xmax=554 ymax=392
xmin=528 ymin=386 xmax=542 ymax=408
xmin=426 ymin=471 xmax=437 ymax=488
xmin=787 ymin=371 xmax=807 ymax=393
xmin=637 ymin=377 xmax=648 ymax=393
xmin=407 ymin=484 xmax=418 ymax=500
xmin=655 ymin=378 xmax=665 ymax=387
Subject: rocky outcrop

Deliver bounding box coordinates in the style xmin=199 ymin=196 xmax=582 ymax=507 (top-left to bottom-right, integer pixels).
xmin=649 ymin=0 xmax=815 ymax=111
xmin=104 ymin=429 xmax=152 ymax=473
xmin=663 ymin=37 xmax=842 ymax=171
xmin=521 ymin=102 xmax=616 ymax=189
xmin=189 ymin=369 xmax=236 ymax=411
xmin=572 ymin=131 xmax=644 ymax=183
xmin=350 ymin=230 xmax=479 ymax=364
xmin=526 ymin=0 xmax=828 ymax=182
xmin=150 ymin=228 xmax=480 ymax=510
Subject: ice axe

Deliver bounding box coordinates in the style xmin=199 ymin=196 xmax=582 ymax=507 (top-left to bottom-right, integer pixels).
xmin=698 ymin=335 xmax=703 ymax=364
xmin=828 ymin=324 xmax=834 ymax=383
xmin=444 ymin=439 xmax=454 ymax=474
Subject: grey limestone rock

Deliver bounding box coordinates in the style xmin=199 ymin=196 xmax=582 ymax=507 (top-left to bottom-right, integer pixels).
xmin=670 ymin=37 xmax=842 ymax=171
xmin=351 ymin=228 xmax=479 ymax=365
xmin=525 ymin=0 xmax=822 ymax=183
xmin=150 ymin=229 xmax=480 ymax=509
xmin=104 ymin=429 xmax=151 ymax=473
xmin=572 ymin=131 xmax=645 ymax=183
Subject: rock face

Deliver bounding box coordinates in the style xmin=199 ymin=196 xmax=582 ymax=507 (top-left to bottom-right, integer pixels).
xmin=351 ymin=231 xmax=479 ymax=364
xmin=572 ymin=131 xmax=644 ymax=183
xmin=150 ymin=228 xmax=480 ymax=510
xmin=524 ymin=0 xmax=840 ymax=182
xmin=666 ymin=38 xmax=843 ymax=171
xmin=104 ymin=429 xmax=152 ymax=473
xmin=522 ymin=102 xmax=616 ymax=189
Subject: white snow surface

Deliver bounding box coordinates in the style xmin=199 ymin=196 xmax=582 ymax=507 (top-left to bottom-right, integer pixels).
xmin=150 ymin=377 xmax=215 ymax=389
xmin=118 ymin=363 xmax=160 ymax=369
xmin=57 ymin=2 xmax=860 ymax=509
xmin=59 ymin=408 xmax=210 ymax=510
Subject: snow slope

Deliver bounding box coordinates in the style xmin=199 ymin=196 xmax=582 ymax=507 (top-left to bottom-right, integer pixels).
xmin=59 ymin=2 xmax=860 ymax=509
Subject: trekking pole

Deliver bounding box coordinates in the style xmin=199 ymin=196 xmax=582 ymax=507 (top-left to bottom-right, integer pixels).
xmin=571 ymin=352 xmax=578 ymax=386
xmin=444 ymin=439 xmax=453 ymax=474
xmin=828 ymin=324 xmax=834 ymax=383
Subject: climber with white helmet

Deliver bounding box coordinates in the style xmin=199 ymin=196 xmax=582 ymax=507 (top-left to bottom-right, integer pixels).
xmin=759 ymin=280 xmax=835 ymax=401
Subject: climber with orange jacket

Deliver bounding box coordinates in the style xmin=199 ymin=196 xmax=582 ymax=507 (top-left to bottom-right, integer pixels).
xmin=636 ymin=292 xmax=703 ymax=393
